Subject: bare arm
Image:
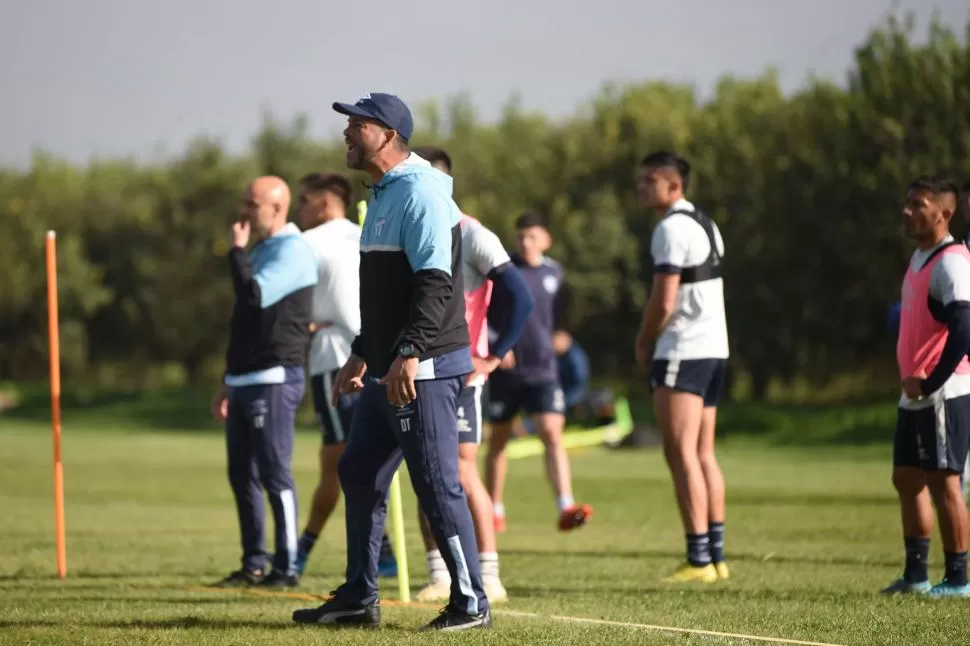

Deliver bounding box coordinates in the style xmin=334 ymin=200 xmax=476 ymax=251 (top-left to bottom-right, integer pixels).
xmin=635 ymin=273 xmax=680 ymax=356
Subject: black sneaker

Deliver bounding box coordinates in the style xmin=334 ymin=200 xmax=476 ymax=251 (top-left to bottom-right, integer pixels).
xmin=212 ymin=568 xmax=264 ymax=588
xmin=419 ymin=606 xmax=492 ymax=632
xmin=292 ymin=594 xmax=380 ymax=627
xmin=257 ymin=570 xmax=300 ymax=589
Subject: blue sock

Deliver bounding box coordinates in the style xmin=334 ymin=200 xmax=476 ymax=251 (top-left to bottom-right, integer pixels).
xmin=686 ymin=533 xmax=712 ymax=567
xmin=944 ymin=551 xmax=968 ymax=586
xmin=904 ymin=537 xmax=930 ymax=583
xmin=297 ymin=530 xmax=318 ymax=561
xmin=708 ymin=522 xmax=725 ymax=564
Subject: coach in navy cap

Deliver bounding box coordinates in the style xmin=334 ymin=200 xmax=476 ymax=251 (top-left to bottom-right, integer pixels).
xmin=292 ymin=91 xmax=491 ymax=631
xmin=332 ymin=92 xmax=414 ymax=142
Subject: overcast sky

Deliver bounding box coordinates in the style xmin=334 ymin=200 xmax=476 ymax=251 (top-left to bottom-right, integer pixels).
xmin=1 ymin=0 xmax=966 ymax=167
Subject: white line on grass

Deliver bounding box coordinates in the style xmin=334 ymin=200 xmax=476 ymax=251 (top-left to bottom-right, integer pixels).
xmin=499 ymin=609 xmax=847 ymax=646
xmin=186 ymin=586 xmax=847 ymax=646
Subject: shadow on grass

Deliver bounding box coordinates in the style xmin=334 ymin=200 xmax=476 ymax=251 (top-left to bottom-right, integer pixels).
xmin=0 ymin=570 xmax=217 ymax=582
xmin=728 ymin=491 xmax=896 ymax=508
xmin=0 ymin=384 xmax=319 ymax=434
xmin=502 ymin=548 xmax=897 ymax=569
xmin=36 ymin=595 xmax=251 ymax=605
xmin=504 ymin=583 xmax=880 ymax=604
xmin=2 ymin=382 xmax=900 ymax=446
xmin=0 ymin=617 xmax=408 ymax=630
xmin=2 ymin=386 xmax=215 ymax=432
xmin=626 ymin=396 xmax=897 ymax=447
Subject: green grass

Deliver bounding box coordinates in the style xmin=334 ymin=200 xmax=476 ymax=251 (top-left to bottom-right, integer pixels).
xmin=0 ymin=397 xmax=965 ymax=645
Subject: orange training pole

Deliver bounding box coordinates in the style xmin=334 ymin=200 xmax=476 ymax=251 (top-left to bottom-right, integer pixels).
xmin=46 ymin=230 xmax=66 ymax=579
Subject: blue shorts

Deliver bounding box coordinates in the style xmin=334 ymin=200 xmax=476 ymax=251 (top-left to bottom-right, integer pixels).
xmin=457 ymin=383 xmax=483 ymax=445
xmin=310 ymin=371 xmax=360 ymax=445
xmin=486 ymin=377 xmax=566 ymax=423
xmin=649 ymin=358 xmax=727 ymax=407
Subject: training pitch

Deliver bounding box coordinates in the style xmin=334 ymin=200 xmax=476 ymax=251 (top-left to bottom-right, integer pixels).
xmin=0 ymin=401 xmax=966 ymax=646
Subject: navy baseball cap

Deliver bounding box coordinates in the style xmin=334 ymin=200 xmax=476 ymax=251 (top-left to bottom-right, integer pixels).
xmin=333 ymin=93 xmax=413 ymax=142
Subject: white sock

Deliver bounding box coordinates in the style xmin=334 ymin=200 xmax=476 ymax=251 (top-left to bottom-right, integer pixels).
xmin=493 ymin=502 xmax=506 ymax=517
xmin=426 ymin=549 xmax=449 ymax=583
xmin=479 ymin=551 xmax=500 ymax=580
xmin=557 ymin=495 xmax=575 ymax=512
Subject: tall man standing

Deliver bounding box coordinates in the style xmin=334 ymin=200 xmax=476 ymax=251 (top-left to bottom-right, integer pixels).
xmin=634 ymin=151 xmax=730 ymax=584
xmin=409 ymin=146 xmax=535 ymax=604
xmin=293 ymin=172 xmax=397 ymax=578
xmin=883 ymin=176 xmax=970 ymax=598
xmin=484 ymin=213 xmax=593 ymax=532
xmin=211 ymin=176 xmax=319 ymax=588
xmin=292 ymin=93 xmax=490 ymax=631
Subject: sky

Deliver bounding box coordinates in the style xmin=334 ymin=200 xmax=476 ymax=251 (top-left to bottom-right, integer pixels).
xmin=1 ymin=0 xmax=966 ymax=167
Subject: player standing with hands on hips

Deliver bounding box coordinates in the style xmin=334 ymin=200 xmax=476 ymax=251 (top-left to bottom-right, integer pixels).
xmin=291 ymin=93 xmax=490 ymax=631
xmin=634 ymin=152 xmax=730 ymax=584
xmin=883 ymin=177 xmax=970 ymax=598
xmin=211 ymin=177 xmax=319 ymax=589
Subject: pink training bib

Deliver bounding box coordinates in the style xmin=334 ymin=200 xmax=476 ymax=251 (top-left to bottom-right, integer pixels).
xmin=460 ymin=214 xmax=493 ymax=360
xmin=897 ymin=243 xmax=970 ymax=381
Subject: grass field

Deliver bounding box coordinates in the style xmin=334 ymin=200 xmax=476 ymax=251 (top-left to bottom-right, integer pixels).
xmin=1 ymin=390 xmax=967 ymax=646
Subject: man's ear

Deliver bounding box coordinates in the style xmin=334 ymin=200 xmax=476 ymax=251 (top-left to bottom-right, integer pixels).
xmin=940 ymin=195 xmax=957 ymax=222
xmin=540 ymin=230 xmax=552 ymax=253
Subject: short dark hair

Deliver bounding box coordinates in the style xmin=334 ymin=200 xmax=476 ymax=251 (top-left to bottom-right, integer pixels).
xmin=641 ymin=150 xmax=691 ymax=191
xmin=515 ymin=211 xmax=547 ymax=231
xmin=909 ymin=175 xmax=959 ymax=201
xmin=413 ymin=146 xmax=452 ymax=174
xmin=299 ymin=172 xmax=353 ymax=209
xmin=961 ymin=178 xmax=970 ymax=193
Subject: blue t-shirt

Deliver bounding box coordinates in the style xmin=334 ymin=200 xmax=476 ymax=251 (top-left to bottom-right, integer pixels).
xmin=489 ymin=254 xmax=564 ymax=384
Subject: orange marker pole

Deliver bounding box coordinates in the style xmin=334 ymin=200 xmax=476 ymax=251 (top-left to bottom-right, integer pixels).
xmin=46 ymin=230 xmax=66 ymax=579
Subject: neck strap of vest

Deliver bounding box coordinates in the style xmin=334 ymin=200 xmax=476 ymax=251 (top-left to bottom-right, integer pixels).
xmin=665 ymin=209 xmax=723 ymax=284
xmin=919 ymin=240 xmax=962 ymax=271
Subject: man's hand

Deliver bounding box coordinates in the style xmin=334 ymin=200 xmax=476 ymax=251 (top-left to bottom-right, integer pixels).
xmin=552 ymin=330 xmax=572 ymax=355
xmin=635 ymin=333 xmax=653 ymax=365
xmin=498 ymin=351 xmax=516 ymax=370
xmin=210 ymin=385 xmax=229 ymax=422
xmin=466 ymin=355 xmax=502 ymax=386
xmin=902 ymin=375 xmax=926 ymax=399
xmin=308 ymin=321 xmax=334 ymax=334
xmin=232 ymin=219 xmax=251 ymax=249
xmin=379 ymin=356 xmax=419 ymax=407
xmin=332 ymin=355 xmax=367 ymax=407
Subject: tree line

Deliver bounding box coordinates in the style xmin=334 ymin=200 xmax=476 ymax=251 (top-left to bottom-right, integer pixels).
xmin=1 ymin=15 xmax=968 ymax=402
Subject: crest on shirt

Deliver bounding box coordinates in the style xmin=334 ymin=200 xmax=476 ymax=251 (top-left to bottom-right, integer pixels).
xmin=543 ymin=275 xmax=559 ymax=294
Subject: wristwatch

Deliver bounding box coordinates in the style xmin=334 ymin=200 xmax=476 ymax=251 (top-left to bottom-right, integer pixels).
xmin=397 ymin=343 xmax=419 ymax=359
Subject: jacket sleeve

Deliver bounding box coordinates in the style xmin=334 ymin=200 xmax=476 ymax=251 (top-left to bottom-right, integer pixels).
xmin=229 ymin=239 xmax=317 ymax=310
xmin=229 ymin=247 xmax=260 ymax=308
xmin=398 ymin=190 xmax=455 ymax=354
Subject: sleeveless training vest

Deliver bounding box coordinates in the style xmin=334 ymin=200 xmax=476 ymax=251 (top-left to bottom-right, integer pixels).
xmin=666 ymin=209 xmax=722 ymax=284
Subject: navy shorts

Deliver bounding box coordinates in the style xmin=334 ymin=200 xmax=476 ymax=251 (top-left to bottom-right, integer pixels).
xmin=894 ymin=395 xmax=970 ymax=472
xmin=310 ymin=371 xmax=360 ymax=445
xmin=456 ymin=383 xmax=484 ymax=445
xmin=649 ymin=358 xmax=727 ymax=407
xmin=487 ymin=377 xmax=566 ymax=423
